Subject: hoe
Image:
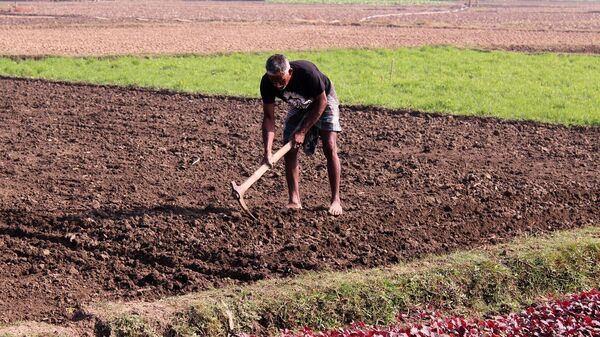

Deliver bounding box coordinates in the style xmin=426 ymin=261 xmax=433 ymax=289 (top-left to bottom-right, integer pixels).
xmin=231 ymin=141 xmax=292 ymax=219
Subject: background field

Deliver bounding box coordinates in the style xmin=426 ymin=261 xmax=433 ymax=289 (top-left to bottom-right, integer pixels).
xmin=1 ymin=0 xmax=599 ymax=56
xmin=266 ymin=0 xmax=449 ymax=3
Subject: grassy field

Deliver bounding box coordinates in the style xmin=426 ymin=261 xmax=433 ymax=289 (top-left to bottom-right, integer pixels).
xmin=1 ymin=47 xmax=599 ymax=125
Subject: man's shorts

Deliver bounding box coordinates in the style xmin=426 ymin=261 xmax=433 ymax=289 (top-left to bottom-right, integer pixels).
xmin=283 ymin=86 xmax=341 ymax=155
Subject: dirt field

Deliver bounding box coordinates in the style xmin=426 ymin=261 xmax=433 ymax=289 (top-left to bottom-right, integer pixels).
xmin=1 ymin=0 xmax=600 ymax=330
xmin=1 ymin=0 xmax=599 ymax=56
xmin=1 ymin=77 xmax=598 ymax=323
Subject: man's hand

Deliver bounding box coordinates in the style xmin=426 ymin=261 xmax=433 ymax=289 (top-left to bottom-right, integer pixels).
xmin=263 ymin=151 xmax=274 ymax=168
xmin=293 ymin=131 xmax=305 ymax=149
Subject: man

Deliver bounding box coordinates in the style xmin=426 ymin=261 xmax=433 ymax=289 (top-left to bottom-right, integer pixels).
xmin=260 ymin=54 xmax=343 ymax=216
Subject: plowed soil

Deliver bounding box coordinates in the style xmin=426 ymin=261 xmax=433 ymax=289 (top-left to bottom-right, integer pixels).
xmin=1 ymin=0 xmax=599 ymax=56
xmin=0 ymin=77 xmax=598 ymax=323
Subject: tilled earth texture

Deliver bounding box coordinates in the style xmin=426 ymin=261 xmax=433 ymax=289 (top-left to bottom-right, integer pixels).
xmin=0 ymin=0 xmax=599 ymax=56
xmin=1 ymin=77 xmax=598 ymax=323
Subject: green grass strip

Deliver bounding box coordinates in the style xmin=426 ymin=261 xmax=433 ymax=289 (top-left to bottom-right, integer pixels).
xmin=1 ymin=47 xmax=599 ymax=126
xmin=87 ymin=226 xmax=600 ymax=337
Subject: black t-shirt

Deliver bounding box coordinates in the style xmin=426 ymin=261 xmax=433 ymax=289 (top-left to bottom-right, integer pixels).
xmin=260 ymin=60 xmax=332 ymax=109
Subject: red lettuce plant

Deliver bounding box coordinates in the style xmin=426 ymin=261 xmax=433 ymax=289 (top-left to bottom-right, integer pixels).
xmin=261 ymin=289 xmax=600 ymax=337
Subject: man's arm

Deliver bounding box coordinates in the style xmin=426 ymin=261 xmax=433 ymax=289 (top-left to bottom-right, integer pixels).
xmin=262 ymin=102 xmax=276 ymax=166
xmin=293 ymin=91 xmax=327 ymax=146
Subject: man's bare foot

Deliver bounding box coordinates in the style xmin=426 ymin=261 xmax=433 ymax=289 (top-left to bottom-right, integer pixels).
xmin=328 ymin=200 xmax=343 ymax=216
xmin=283 ymin=202 xmax=302 ymax=213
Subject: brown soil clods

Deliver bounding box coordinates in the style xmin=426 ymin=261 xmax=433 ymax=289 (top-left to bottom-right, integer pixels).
xmin=0 ymin=78 xmax=598 ymax=323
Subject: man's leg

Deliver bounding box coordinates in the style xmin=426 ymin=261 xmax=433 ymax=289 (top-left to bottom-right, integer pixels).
xmin=320 ymin=130 xmax=342 ymax=215
xmin=282 ymin=107 xmax=304 ymax=210
xmin=284 ymin=146 xmax=302 ymax=209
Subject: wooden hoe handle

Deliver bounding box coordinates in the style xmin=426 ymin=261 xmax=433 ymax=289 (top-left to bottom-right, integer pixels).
xmin=237 ymin=141 xmax=292 ymax=194
xmin=231 ymin=142 xmax=293 ymax=219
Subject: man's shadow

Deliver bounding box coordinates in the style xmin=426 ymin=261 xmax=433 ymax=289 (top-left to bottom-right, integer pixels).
xmin=71 ymin=203 xmax=236 ymax=223
xmin=0 ymin=204 xmax=237 ymax=245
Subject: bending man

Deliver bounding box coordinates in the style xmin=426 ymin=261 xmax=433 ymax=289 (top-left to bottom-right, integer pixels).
xmin=260 ymin=54 xmax=343 ymax=216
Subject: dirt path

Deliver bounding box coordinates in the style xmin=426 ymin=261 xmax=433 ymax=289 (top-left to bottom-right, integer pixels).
xmin=0 ymin=77 xmax=598 ymax=323
xmin=1 ymin=0 xmax=599 ymax=56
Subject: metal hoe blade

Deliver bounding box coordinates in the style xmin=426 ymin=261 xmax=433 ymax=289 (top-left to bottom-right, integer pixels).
xmin=231 ymin=181 xmax=257 ymax=220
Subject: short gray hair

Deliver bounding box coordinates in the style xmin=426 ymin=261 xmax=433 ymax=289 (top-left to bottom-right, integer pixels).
xmin=266 ymin=54 xmax=290 ymax=76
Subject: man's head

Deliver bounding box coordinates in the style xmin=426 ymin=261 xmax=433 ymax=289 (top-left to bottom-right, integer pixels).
xmin=266 ymin=54 xmax=292 ymax=91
